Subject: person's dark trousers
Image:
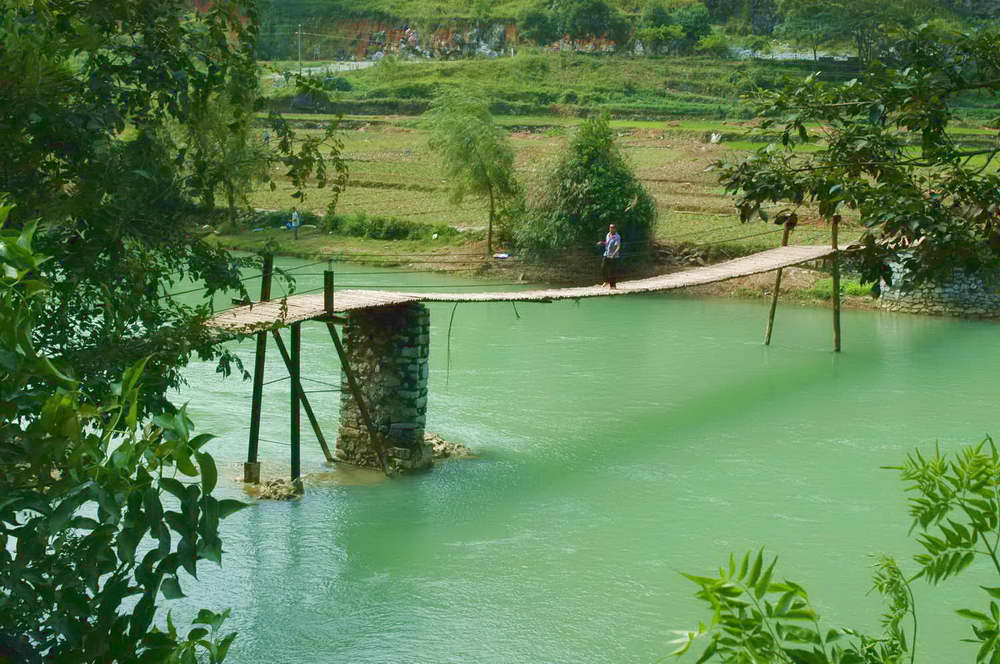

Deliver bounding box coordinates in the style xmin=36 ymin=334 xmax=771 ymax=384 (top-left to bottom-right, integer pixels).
xmin=601 ymin=257 xmax=618 ymax=288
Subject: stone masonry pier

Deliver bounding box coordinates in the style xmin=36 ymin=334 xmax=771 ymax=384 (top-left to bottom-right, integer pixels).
xmin=336 ymin=303 xmax=433 ymax=473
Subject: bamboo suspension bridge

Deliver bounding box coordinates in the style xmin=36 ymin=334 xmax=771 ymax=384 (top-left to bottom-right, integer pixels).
xmin=208 ymin=244 xmax=842 ymax=332
xmin=202 ymin=221 xmax=851 ymax=487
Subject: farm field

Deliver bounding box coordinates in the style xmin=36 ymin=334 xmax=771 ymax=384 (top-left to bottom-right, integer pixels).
xmin=249 ymin=115 xmax=852 ymax=259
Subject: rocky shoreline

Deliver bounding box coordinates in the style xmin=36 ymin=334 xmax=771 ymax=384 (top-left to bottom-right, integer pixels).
xmin=250 ymin=432 xmax=472 ymax=500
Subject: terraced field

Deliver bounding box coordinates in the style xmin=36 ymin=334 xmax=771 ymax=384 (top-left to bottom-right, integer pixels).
xmin=248 ymin=115 xmax=852 ymax=256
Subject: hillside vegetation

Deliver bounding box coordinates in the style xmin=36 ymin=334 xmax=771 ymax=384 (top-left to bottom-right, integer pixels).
xmin=266 ymin=52 xmax=1000 ymax=124
xmin=267 ymin=54 xmax=863 ymax=119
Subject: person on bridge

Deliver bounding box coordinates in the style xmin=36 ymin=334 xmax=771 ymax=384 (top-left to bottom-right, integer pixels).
xmin=598 ymin=223 xmax=621 ymax=289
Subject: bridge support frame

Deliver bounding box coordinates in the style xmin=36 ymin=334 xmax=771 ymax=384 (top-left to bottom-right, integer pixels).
xmin=243 ymin=255 xmax=338 ymax=487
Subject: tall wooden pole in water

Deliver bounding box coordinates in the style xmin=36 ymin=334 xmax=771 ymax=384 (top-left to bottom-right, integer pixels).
xmin=764 ymin=221 xmax=795 ymax=345
xmin=831 ymin=215 xmax=842 ymax=353
xmin=244 ymin=253 xmax=273 ymax=484
xmin=290 ymin=322 xmax=302 ymax=484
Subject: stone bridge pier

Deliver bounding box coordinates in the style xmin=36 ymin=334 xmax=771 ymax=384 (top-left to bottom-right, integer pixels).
xmin=336 ymin=303 xmax=433 ymax=473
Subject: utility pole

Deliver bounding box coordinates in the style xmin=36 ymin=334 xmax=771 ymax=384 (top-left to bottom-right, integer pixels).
xmin=297 ymin=24 xmax=303 ymax=74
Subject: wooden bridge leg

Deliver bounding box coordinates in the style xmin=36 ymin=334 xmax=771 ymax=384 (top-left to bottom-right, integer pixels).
xmin=764 ymin=221 xmax=794 ymax=346
xmin=290 ymin=322 xmax=302 ymax=485
xmin=831 ymin=216 xmax=842 ymax=353
xmin=325 ymin=321 xmax=390 ymax=474
xmin=270 ymin=329 xmax=336 ymax=463
xmin=244 ymin=332 xmax=267 ymax=484
xmin=244 ymin=253 xmax=274 ymax=484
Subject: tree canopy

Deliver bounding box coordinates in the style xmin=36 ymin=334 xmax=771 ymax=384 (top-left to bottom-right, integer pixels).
xmin=515 ymin=115 xmax=657 ymax=255
xmin=0 ymin=0 xmax=345 ymax=413
xmin=716 ymin=25 xmax=1000 ymax=290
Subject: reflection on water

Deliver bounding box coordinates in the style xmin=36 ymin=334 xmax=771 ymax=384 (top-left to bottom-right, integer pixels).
xmin=170 ymin=256 xmax=997 ymax=663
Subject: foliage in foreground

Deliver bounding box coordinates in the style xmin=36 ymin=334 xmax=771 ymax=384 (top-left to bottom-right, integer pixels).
xmin=672 ymin=437 xmax=1000 ymax=663
xmin=0 ymin=205 xmax=247 ymax=661
xmin=717 ymin=25 xmax=1000 ymax=292
xmin=0 ymin=0 xmax=345 ymax=414
xmin=514 ymin=114 xmax=657 ymax=255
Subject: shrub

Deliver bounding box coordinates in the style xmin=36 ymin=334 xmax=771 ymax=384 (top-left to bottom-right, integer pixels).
xmin=323 ymin=211 xmax=460 ymax=241
xmin=804 ymin=277 xmax=874 ymax=299
xmin=513 ymin=114 xmax=657 ymax=255
xmin=251 ymin=209 xmax=322 ymax=229
xmin=695 ymin=32 xmax=733 ymax=58
xmin=321 ymin=76 xmax=352 ymax=91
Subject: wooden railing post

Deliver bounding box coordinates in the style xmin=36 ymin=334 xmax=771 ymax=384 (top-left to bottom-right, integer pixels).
xmin=244 ymin=253 xmax=274 ymax=484
xmin=324 ymin=260 xmax=334 ymax=316
xmin=831 ymin=215 xmax=842 ymax=353
xmin=764 ymin=220 xmax=795 ymax=345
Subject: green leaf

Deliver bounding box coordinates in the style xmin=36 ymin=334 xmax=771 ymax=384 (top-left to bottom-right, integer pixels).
xmin=694 ymin=636 xmax=717 ymax=664
xmin=161 ymin=576 xmax=185 ymax=599
xmin=161 ymin=477 xmax=187 ymax=501
xmin=755 ymin=557 xmax=778 ymax=600
xmin=218 ymin=499 xmax=248 ymax=518
xmin=196 ymin=452 xmax=217 ymax=494
xmin=747 ymin=549 xmax=764 ymax=586
xmin=983 ymin=587 xmax=1000 ymax=600
xmin=957 ymin=608 xmax=991 ymax=623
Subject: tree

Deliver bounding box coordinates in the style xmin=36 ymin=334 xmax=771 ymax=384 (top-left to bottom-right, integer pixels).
xmin=515 ymin=115 xmax=657 ymax=255
xmin=776 ymin=0 xmax=933 ymax=61
xmin=640 ymin=0 xmax=712 ymax=54
xmin=518 ymin=4 xmax=561 ymax=45
xmin=670 ymin=437 xmax=1000 ymax=663
xmin=426 ymin=90 xmax=518 ymax=257
xmin=776 ymin=0 xmax=839 ymax=59
xmin=182 ymin=95 xmax=271 ymax=229
xmin=0 ymin=202 xmax=246 ymax=661
xmin=714 ymin=26 xmax=1000 ymax=291
xmin=556 ymin=0 xmax=631 ymax=44
xmin=0 ymin=0 xmax=346 ymax=414
xmin=671 ymin=1 xmax=713 ymax=50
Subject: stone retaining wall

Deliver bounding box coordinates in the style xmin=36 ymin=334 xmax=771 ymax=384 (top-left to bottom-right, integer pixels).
xmin=880 ymin=264 xmax=1000 ymax=318
xmin=336 ymin=303 xmax=433 ymax=473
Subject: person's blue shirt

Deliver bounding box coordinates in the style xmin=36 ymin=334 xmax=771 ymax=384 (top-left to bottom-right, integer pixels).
xmin=603 ymin=232 xmax=621 ymax=258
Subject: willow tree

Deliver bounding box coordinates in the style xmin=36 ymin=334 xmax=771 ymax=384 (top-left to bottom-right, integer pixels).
xmin=426 ymin=90 xmax=518 ymax=257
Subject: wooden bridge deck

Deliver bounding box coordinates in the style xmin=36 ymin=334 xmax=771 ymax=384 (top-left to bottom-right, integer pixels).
xmin=208 ymin=245 xmax=840 ymax=334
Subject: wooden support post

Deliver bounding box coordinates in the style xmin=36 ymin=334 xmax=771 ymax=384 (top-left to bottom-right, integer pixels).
xmin=270 ymin=329 xmax=335 ymax=463
xmin=290 ymin=322 xmax=302 ymax=484
xmin=764 ymin=221 xmax=794 ymax=346
xmin=324 ymin=261 xmax=334 ymax=315
xmin=244 ymin=253 xmax=274 ymax=484
xmin=831 ymin=215 xmax=842 ymax=353
xmin=325 ymin=321 xmax=390 ymax=474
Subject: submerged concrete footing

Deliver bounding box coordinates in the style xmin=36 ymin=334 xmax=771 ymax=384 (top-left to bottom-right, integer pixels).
xmin=335 ymin=303 xmax=433 ymax=473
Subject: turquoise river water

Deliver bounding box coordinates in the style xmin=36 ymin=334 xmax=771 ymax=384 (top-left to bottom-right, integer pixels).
xmin=170 ymin=256 xmax=999 ymax=663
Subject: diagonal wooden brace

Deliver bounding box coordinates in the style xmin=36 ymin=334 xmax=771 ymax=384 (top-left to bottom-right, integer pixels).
xmin=325 ymin=321 xmax=390 ymax=475
xmin=271 ymin=329 xmax=336 ymax=463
